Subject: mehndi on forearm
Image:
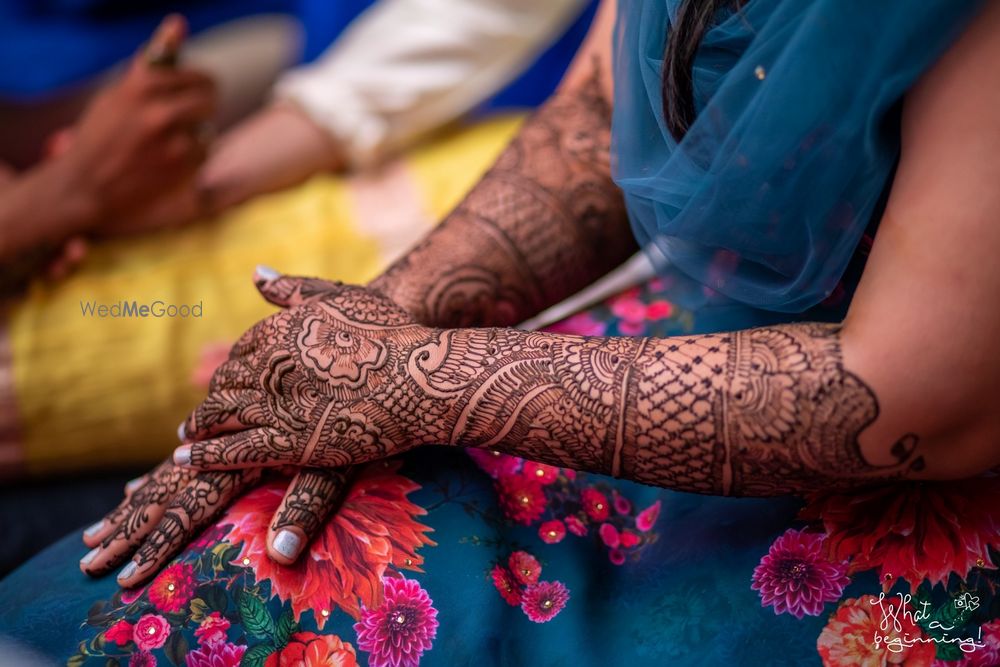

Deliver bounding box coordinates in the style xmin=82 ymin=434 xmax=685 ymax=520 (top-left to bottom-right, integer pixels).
xmin=370 ymin=60 xmax=637 ymax=329
xmin=417 ymin=323 xmax=926 ymax=496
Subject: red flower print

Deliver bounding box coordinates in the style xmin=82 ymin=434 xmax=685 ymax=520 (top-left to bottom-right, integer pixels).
xmin=818 ymin=596 xmax=936 ymax=667
xmin=490 ymin=566 xmax=522 ymax=606
xmin=264 ymin=632 xmax=357 ymax=667
xmin=222 ymin=462 xmax=435 ymax=626
xmin=523 ymin=462 xmax=559 ymax=485
xmin=565 ymin=515 xmax=587 ymax=537
xmin=644 ymin=301 xmax=673 ymax=320
xmin=148 ymin=562 xmax=195 ymax=614
xmin=608 ymin=549 xmax=626 ymax=566
xmin=581 ymin=488 xmax=610 ymax=522
xmin=521 ymin=581 xmax=570 ymax=623
xmin=467 ymin=449 xmax=521 ymax=479
xmin=133 ymin=614 xmax=170 ymax=651
xmin=635 ymin=500 xmax=661 ymax=532
xmin=187 ymin=641 xmax=246 ymax=667
xmin=496 ymin=473 xmax=546 ymax=525
xmin=194 ymin=612 xmax=231 ymax=646
xmin=800 ymin=479 xmax=1000 ymax=590
xmin=539 ymin=520 xmax=566 ymax=544
xmin=354 ymin=577 xmax=438 ymax=667
xmin=619 ymin=529 xmax=640 ymax=548
xmin=751 ymin=529 xmax=849 ymax=619
xmin=105 ymin=619 xmax=133 ymax=646
xmin=599 ymin=523 xmax=620 ymax=548
xmin=612 ymin=491 xmax=632 ymax=515
xmin=508 ymin=551 xmax=541 ymax=585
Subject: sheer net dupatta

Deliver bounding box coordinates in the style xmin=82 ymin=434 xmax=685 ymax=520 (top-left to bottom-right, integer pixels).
xmin=611 ymin=0 xmax=982 ymax=313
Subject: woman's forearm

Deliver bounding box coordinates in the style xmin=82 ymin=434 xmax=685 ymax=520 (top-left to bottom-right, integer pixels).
xmin=0 ymin=158 xmax=97 ymax=260
xmin=422 ymin=323 xmax=927 ymax=495
xmin=369 ymin=59 xmax=637 ymax=329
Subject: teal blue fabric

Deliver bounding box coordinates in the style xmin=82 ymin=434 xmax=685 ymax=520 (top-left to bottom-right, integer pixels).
xmin=611 ymin=0 xmax=981 ymax=312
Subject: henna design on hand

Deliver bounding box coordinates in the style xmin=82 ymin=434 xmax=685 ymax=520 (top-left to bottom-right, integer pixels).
xmin=270 ymin=467 xmax=352 ymax=539
xmin=186 ymin=282 xmax=921 ymax=497
xmin=81 ymin=460 xmax=257 ymax=581
xmin=370 ymin=58 xmax=636 ymax=328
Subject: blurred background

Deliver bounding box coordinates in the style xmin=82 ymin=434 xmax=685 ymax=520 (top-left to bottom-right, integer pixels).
xmin=0 ymin=0 xmax=598 ymax=577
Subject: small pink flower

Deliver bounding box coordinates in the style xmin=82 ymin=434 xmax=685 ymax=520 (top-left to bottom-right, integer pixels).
xmin=563 ymin=469 xmax=576 ymax=480
xmin=133 ymin=614 xmax=171 ymax=652
xmin=581 ymin=489 xmax=610 ymax=522
xmin=599 ymin=523 xmax=620 ymax=548
xmin=565 ymin=515 xmax=587 ymax=537
xmin=645 ymin=301 xmax=673 ymax=320
xmin=545 ymin=312 xmax=607 ymax=337
xmin=539 ymin=520 xmax=566 ymax=544
xmin=617 ymin=320 xmax=646 ymax=336
xmin=609 ymin=291 xmax=644 ymax=321
xmin=354 ymin=577 xmax=438 ymax=667
xmin=509 ymin=551 xmax=541 ymax=585
xmin=636 ymin=500 xmax=661 ymax=532
xmin=186 ymin=641 xmax=246 ymax=667
xmin=619 ymin=529 xmax=640 ymax=548
xmin=105 ymin=619 xmax=133 ymax=646
xmin=608 ymin=549 xmax=626 ymax=566
xmin=523 ymin=461 xmax=559 ymax=485
xmin=467 ymin=448 xmax=521 ymax=478
xmin=751 ymin=529 xmax=850 ymax=619
xmin=491 ymin=566 xmax=522 ymax=606
xmin=194 ymin=612 xmax=231 ymax=647
xmin=521 ymin=581 xmax=570 ymax=623
xmin=612 ymin=491 xmax=632 ymax=516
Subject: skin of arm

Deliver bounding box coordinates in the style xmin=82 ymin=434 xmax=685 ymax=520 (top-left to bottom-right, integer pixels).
xmin=178 ymin=1 xmax=1000 ymax=494
xmin=92 ymin=0 xmax=1000 ymax=586
xmin=368 ymin=0 xmax=637 ymax=328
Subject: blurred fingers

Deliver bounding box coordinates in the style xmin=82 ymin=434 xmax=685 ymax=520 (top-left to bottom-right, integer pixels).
xmin=118 ymin=469 xmax=259 ymax=587
xmin=80 ymin=462 xmax=192 ymax=576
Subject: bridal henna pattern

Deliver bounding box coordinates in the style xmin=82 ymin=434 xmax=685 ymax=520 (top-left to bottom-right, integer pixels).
xmin=370 ymin=58 xmax=636 ymax=329
xmin=181 ymin=282 xmax=925 ymax=497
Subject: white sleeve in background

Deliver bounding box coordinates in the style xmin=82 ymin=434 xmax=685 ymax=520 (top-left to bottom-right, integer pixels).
xmin=273 ymin=0 xmax=588 ymax=168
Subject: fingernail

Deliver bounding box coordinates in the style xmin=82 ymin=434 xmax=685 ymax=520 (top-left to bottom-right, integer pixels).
xmin=255 ymin=264 xmax=280 ymax=281
xmin=177 ymin=422 xmax=187 ymax=442
xmin=83 ymin=521 xmax=104 ymax=539
xmin=118 ymin=561 xmax=137 ymax=582
xmin=125 ymin=477 xmax=145 ymax=494
xmin=173 ymin=445 xmax=191 ymax=466
xmin=80 ymin=547 xmax=99 ymax=566
xmin=272 ymin=530 xmax=302 ymax=559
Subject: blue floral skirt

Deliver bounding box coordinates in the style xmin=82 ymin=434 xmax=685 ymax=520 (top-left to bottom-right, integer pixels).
xmin=1 ymin=277 xmax=998 ymax=667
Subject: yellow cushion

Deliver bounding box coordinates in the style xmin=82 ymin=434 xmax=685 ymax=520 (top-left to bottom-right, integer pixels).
xmin=3 ymin=114 xmax=524 ymax=476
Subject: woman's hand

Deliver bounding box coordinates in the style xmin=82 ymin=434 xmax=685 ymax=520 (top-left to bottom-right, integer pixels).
xmin=174 ymin=270 xmax=452 ymax=471
xmin=80 ymin=458 xmax=356 ymax=585
xmin=65 ymin=15 xmax=216 ymax=232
